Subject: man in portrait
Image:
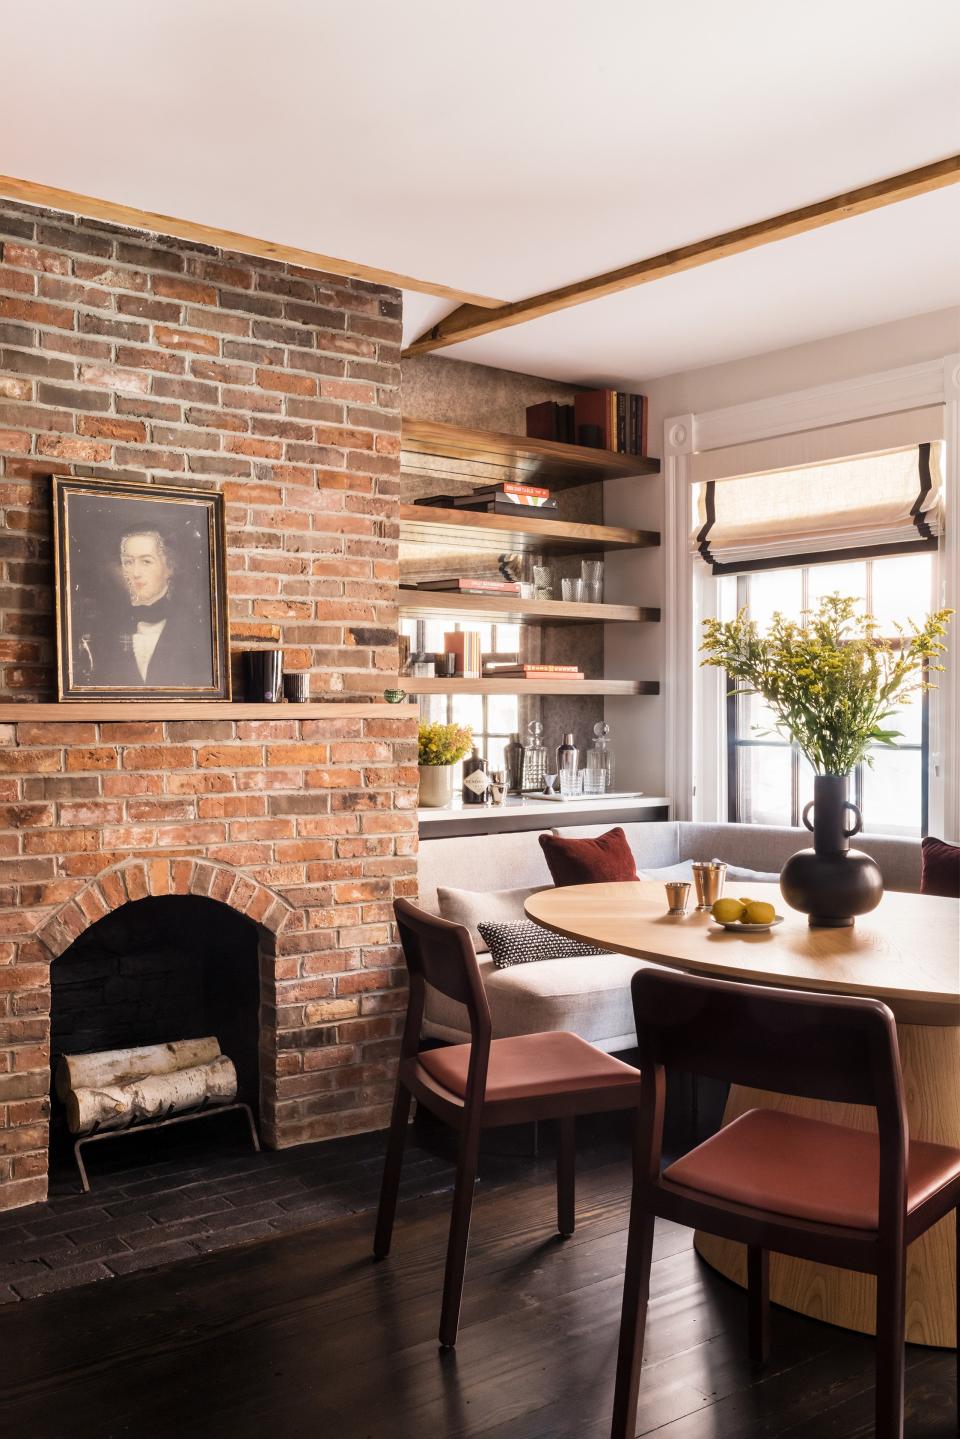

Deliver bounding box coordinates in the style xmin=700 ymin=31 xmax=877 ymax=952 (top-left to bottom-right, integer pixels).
xmin=72 ymin=523 xmax=214 ymax=690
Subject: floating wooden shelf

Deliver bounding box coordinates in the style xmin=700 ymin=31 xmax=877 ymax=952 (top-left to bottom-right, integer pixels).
xmin=404 ymin=678 xmax=659 ymax=697
xmin=399 ymin=504 xmax=660 ymax=555
xmin=399 ymin=587 xmax=659 ymax=626
xmin=401 ymin=418 xmax=659 ymax=493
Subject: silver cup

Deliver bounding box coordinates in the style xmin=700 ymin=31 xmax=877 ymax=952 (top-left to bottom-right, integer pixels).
xmin=691 ymin=860 xmax=727 ymax=912
xmin=664 ymin=881 xmax=691 ymax=916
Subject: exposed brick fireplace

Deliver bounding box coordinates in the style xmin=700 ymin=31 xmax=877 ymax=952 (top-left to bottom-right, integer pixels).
xmin=0 ymin=200 xmax=419 ymax=1212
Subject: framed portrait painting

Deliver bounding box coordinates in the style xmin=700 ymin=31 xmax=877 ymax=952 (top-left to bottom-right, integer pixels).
xmin=52 ymin=476 xmax=230 ymax=701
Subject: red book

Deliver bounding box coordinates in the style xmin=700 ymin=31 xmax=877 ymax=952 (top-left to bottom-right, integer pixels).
xmin=526 ymin=400 xmax=561 ymax=440
xmin=416 ymin=578 xmax=520 ymax=593
xmin=484 ymin=663 xmax=583 ymax=675
xmin=573 ymin=390 xmax=613 ymax=449
xmin=502 ymin=481 xmax=550 ymax=498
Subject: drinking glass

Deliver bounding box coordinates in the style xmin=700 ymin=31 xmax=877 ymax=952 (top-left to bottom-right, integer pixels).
xmin=533 ymin=565 xmax=554 ymax=600
xmin=581 ymin=559 xmax=603 ymax=604
xmin=583 ymin=749 xmax=607 ymax=794
xmin=559 ymin=768 xmax=584 ymax=798
xmin=561 ymin=577 xmax=584 ymax=602
xmin=665 ymin=882 xmax=691 ymax=916
xmin=692 ymin=861 xmax=727 ymax=912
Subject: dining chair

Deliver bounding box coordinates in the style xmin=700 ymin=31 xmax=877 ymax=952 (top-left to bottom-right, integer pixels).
xmin=611 ymin=968 xmax=960 ymax=1439
xmin=374 ymin=897 xmax=644 ymax=1349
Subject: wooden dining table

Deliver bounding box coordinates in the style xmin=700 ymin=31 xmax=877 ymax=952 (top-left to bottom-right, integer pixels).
xmin=525 ymin=879 xmax=960 ymax=1347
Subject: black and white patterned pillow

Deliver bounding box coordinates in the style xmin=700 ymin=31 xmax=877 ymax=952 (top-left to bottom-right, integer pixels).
xmin=476 ymin=919 xmax=607 ymax=970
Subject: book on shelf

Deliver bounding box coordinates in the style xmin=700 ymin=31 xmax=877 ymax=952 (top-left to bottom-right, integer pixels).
xmin=484 ymin=662 xmax=583 ymax=676
xmin=573 ymin=389 xmax=648 ymax=455
xmin=525 ymin=400 xmax=575 ymax=443
xmin=453 ymin=484 xmax=553 ymax=509
xmin=443 ymin=630 xmax=481 ymax=679
xmin=456 ymin=496 xmax=560 ymax=517
xmin=415 ymin=578 xmax=521 ymax=594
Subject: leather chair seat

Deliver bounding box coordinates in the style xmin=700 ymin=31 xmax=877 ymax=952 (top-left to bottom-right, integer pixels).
xmin=663 ymin=1108 xmax=960 ymax=1231
xmin=417 ymin=1031 xmax=642 ymax=1105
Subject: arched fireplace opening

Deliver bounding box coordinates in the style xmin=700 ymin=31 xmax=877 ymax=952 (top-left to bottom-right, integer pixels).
xmin=49 ymin=895 xmax=262 ymax=1178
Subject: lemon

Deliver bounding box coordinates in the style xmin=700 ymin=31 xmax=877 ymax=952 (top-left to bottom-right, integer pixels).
xmin=743 ymin=900 xmax=776 ymax=925
xmin=712 ymin=898 xmax=746 ymax=923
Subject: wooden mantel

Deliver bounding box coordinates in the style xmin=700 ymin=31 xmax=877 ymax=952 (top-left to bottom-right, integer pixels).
xmin=0 ymin=701 xmax=411 ymax=723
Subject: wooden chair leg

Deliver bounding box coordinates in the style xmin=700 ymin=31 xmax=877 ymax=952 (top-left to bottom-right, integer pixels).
xmin=747 ymin=1245 xmax=770 ymax=1364
xmin=438 ymin=1121 xmax=482 ymax=1349
xmin=373 ymin=1081 xmax=412 ymax=1259
xmin=610 ymin=1193 xmax=656 ymax=1439
xmin=955 ymin=1207 xmax=959 ymax=1434
xmin=557 ymin=1115 xmax=576 ymax=1238
xmin=874 ymin=1244 xmax=906 ymax=1439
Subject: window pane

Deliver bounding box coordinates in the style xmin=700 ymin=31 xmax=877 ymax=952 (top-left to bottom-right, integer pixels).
xmin=797 ymin=752 xmax=816 ymax=821
xmin=487 ymin=694 xmax=519 ymax=734
xmin=739 ymin=745 xmax=793 ymax=827
xmin=485 ymin=736 xmax=509 ymax=771
xmin=494 ymin=623 xmax=521 ymax=651
xmin=870 ymin=552 xmax=933 ymax=636
xmin=745 ymin=688 xmax=789 ymax=740
xmin=861 ymin=749 xmax=922 ymax=835
xmin=807 ymin=559 xmax=867 ymax=610
xmin=747 ymin=568 xmax=803 ymax=628
xmin=450 ymin=694 xmax=483 ymax=732
xmin=882 ymin=695 xmax=923 ymax=746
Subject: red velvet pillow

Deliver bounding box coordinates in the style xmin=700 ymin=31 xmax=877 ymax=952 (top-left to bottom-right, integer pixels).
xmin=920 ymin=836 xmax=960 ymax=898
xmin=539 ymin=826 xmax=638 ymax=886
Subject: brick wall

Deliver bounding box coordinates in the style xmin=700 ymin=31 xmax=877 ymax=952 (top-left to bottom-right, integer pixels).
xmin=0 ymin=201 xmax=419 ymax=1211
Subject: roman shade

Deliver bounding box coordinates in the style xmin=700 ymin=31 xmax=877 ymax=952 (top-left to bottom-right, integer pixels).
xmin=690 ymin=406 xmax=945 ymax=574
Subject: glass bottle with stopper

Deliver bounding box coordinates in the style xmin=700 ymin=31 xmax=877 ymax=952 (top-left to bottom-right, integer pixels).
xmin=520 ymin=720 xmax=546 ymax=793
xmin=585 ymin=720 xmax=615 ymax=794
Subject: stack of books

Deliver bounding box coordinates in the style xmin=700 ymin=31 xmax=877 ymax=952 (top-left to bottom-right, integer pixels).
xmin=415 ymin=481 xmax=559 ymax=516
xmin=482 ymin=662 xmax=585 ymax=681
xmin=415 ymin=578 xmax=520 ymax=596
xmin=526 ymin=393 xmax=648 ymax=453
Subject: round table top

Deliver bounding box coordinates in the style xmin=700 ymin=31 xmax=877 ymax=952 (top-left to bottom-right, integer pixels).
xmin=524 ymin=880 xmax=960 ymax=1025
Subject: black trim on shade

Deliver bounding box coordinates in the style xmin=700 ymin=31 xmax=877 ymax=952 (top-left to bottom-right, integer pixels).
xmin=708 ymin=535 xmax=937 ymax=576
xmin=703 ymin=445 xmax=938 ymax=575
xmin=911 ymin=442 xmax=935 ymax=541
xmin=696 ymin=479 xmax=717 ymax=567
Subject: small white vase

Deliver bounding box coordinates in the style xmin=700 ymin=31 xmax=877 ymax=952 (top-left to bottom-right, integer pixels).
xmin=418 ymin=763 xmax=454 ymax=808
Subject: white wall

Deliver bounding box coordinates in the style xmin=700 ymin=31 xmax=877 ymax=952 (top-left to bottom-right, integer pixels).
xmin=604 ymin=305 xmax=960 ymax=795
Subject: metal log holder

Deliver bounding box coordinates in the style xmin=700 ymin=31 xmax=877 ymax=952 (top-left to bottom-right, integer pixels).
xmin=72 ymin=1099 xmax=260 ymax=1193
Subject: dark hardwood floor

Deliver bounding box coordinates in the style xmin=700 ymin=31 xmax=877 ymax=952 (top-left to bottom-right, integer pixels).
xmin=0 ymin=1132 xmax=954 ymax=1439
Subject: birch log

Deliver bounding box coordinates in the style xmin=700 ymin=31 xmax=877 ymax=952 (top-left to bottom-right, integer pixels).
xmin=55 ymin=1037 xmax=222 ymax=1102
xmin=65 ymin=1056 xmax=238 ymax=1135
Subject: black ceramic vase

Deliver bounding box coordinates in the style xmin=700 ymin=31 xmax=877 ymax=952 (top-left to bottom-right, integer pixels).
xmin=779 ymin=773 xmax=883 ymax=928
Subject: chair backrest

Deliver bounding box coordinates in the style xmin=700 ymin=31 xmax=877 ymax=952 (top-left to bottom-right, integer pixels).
xmin=631 ymin=968 xmax=908 ymax=1226
xmin=393 ymin=898 xmax=492 ymax=1062
xmin=632 ymin=967 xmax=902 ymax=1108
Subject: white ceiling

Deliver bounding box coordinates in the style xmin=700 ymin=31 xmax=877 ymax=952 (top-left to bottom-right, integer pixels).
xmin=2 ymin=0 xmax=959 ymax=384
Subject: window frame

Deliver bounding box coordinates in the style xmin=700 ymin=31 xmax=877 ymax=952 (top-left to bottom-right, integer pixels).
xmin=662 ymin=353 xmax=959 ymax=838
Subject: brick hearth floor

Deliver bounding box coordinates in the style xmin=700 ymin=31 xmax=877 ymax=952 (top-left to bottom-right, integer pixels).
xmin=0 ymin=1125 xmax=459 ymax=1303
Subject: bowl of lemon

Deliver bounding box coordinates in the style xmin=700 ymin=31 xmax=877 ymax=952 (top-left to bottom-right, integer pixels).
xmin=710 ymin=897 xmax=783 ymax=932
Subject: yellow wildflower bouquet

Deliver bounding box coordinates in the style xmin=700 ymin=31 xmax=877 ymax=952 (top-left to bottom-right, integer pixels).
xmin=700 ymin=594 xmax=951 ymax=775
xmin=417 ymin=721 xmax=473 ymax=767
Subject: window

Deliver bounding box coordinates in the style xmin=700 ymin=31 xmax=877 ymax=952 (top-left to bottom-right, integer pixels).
xmin=722 ymin=553 xmax=933 ymax=836
xmin=399 ymin=617 xmax=521 ymax=772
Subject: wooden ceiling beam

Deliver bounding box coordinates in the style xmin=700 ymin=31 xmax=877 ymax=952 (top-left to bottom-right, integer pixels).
xmin=404 ymin=152 xmax=960 ymax=355
xmin=0 ymin=174 xmax=506 ymax=308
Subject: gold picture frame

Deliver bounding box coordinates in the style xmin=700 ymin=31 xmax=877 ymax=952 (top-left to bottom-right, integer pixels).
xmin=52 ymin=475 xmax=231 ymax=701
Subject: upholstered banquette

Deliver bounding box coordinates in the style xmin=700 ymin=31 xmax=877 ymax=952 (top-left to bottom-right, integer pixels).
xmin=416 ymin=821 xmax=922 ymax=1053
